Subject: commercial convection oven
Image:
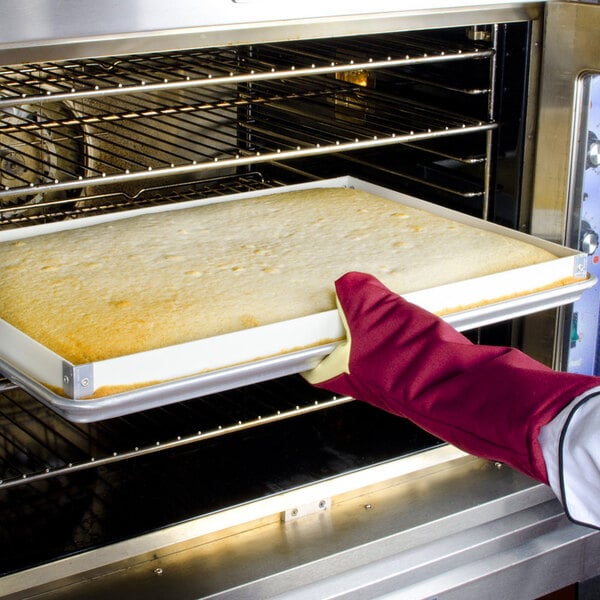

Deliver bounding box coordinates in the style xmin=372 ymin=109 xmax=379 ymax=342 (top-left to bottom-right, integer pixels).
xmin=2 ymin=1 xmax=600 ymax=598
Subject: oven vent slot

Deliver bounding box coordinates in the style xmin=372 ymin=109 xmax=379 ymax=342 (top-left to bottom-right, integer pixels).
xmin=0 ymin=376 xmax=350 ymax=489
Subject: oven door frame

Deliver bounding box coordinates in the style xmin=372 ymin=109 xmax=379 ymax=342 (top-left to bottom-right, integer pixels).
xmin=524 ymin=1 xmax=600 ymax=370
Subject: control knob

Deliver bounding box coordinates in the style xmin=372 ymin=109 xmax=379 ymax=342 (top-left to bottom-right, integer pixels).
xmin=580 ymin=220 xmax=599 ymax=255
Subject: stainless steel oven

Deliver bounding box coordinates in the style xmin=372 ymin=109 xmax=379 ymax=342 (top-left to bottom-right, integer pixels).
xmin=2 ymin=2 xmax=600 ymax=599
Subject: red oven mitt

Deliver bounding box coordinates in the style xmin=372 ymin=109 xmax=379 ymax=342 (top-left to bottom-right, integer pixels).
xmin=303 ymin=271 xmax=600 ymax=484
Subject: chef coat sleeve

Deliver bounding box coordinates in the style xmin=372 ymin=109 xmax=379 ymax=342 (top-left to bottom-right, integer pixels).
xmin=539 ymin=386 xmax=600 ymax=529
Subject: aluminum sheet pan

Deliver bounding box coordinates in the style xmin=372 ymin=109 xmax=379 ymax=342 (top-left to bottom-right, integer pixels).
xmin=0 ymin=177 xmax=594 ymax=422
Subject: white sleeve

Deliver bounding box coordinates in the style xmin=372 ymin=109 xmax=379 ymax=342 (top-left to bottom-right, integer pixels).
xmin=538 ymin=385 xmax=600 ymax=529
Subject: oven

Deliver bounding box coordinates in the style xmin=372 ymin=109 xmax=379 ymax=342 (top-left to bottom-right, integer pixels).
xmin=2 ymin=2 xmax=600 ymax=599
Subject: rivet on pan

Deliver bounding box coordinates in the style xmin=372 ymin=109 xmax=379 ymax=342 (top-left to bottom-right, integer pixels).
xmin=81 ymin=378 xmax=90 ymax=387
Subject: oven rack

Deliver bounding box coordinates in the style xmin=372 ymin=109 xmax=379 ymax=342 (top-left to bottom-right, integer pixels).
xmin=0 ymin=376 xmax=351 ymax=490
xmin=0 ymin=33 xmax=493 ymax=107
xmin=0 ymin=80 xmax=494 ymax=205
xmin=0 ymin=172 xmax=280 ymax=227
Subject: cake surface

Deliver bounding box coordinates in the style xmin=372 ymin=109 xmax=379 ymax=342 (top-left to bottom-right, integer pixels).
xmin=0 ymin=187 xmax=556 ymax=364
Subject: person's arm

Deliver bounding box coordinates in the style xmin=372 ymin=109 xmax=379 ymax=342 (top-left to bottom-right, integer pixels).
xmin=303 ymin=271 xmax=600 ymax=528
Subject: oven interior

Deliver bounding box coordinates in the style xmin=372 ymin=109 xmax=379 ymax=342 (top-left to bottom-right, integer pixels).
xmin=0 ymin=21 xmax=534 ymax=576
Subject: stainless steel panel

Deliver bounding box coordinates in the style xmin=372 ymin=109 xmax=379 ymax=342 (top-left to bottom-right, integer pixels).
xmin=0 ymin=2 xmax=543 ymax=64
xmin=3 ymin=454 xmax=600 ymax=600
xmin=524 ymin=1 xmax=600 ymax=368
xmin=531 ymin=2 xmax=600 ymax=244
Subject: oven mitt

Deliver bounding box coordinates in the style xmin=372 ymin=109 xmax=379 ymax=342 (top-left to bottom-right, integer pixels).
xmin=302 ymin=271 xmax=600 ymax=487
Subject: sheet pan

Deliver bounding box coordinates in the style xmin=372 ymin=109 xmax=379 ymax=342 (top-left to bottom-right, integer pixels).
xmin=0 ymin=177 xmax=594 ymax=422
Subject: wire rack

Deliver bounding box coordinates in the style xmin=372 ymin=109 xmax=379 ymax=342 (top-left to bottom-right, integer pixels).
xmin=0 ymin=375 xmax=351 ymax=490
xmin=0 ymin=31 xmax=495 ymax=211
xmin=0 ymin=33 xmax=492 ymax=105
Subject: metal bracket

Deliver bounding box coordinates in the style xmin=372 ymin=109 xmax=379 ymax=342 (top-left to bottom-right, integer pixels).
xmin=282 ymin=498 xmax=331 ymax=522
xmin=574 ymin=254 xmax=588 ymax=279
xmin=62 ymin=362 xmax=94 ymax=399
